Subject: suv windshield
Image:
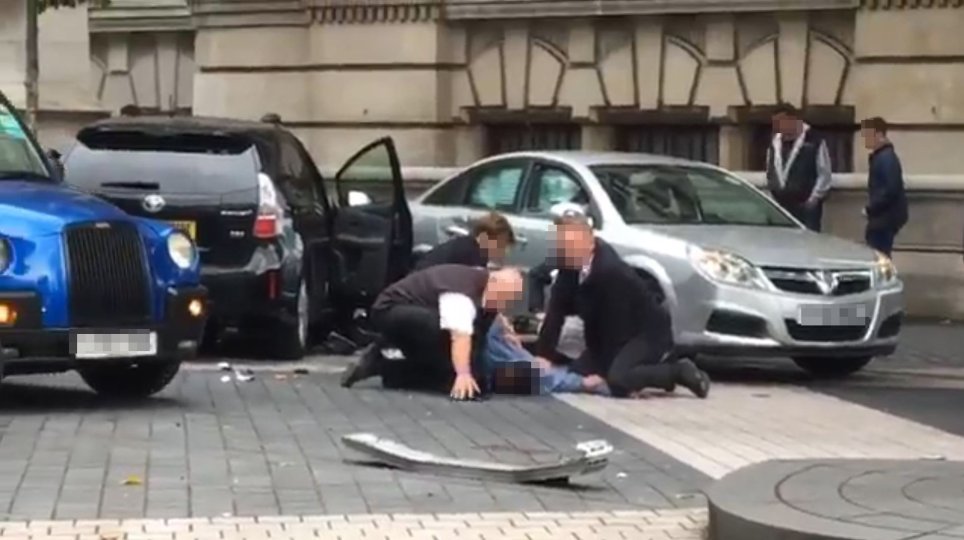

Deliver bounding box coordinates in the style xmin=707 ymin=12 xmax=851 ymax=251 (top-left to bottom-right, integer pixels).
xmin=0 ymin=100 xmax=50 ymax=180
xmin=65 ymin=130 xmax=258 ymax=194
xmin=590 ymin=164 xmax=797 ymax=227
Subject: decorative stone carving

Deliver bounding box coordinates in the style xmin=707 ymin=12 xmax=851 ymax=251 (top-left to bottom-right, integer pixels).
xmin=90 ymin=31 xmax=194 ymax=112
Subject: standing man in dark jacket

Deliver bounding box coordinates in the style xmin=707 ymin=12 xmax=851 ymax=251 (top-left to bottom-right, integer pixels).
xmin=860 ymin=117 xmax=908 ymax=256
xmin=535 ymin=213 xmax=710 ymax=398
xmin=766 ymin=103 xmax=834 ymax=231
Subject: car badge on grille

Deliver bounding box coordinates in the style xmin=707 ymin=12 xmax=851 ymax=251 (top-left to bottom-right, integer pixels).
xmin=94 ymin=222 xmax=110 ymax=229
xmin=142 ymin=194 xmax=165 ymax=213
xmin=810 ymin=271 xmax=838 ymax=295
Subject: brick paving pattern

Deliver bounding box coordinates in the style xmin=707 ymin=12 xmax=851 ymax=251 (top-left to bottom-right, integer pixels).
xmin=0 ymin=509 xmax=708 ymax=539
xmin=0 ymin=371 xmax=708 ymax=521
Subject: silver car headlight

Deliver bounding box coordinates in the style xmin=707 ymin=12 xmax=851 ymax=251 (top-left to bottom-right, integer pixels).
xmin=688 ymin=246 xmax=768 ymax=290
xmin=873 ymin=251 xmax=898 ymax=287
xmin=167 ymin=231 xmax=197 ymax=269
xmin=0 ymin=238 xmax=11 ymax=273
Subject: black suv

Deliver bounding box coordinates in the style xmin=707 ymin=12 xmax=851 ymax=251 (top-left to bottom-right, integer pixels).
xmin=63 ymin=116 xmax=413 ymax=359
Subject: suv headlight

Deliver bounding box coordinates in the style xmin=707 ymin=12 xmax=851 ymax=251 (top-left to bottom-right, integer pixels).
xmin=688 ymin=246 xmax=767 ymax=290
xmin=0 ymin=238 xmax=10 ymax=273
xmin=167 ymin=231 xmax=197 ymax=269
xmin=873 ymin=251 xmax=898 ymax=287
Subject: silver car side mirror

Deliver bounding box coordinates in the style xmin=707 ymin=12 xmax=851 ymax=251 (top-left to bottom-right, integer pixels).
xmin=347 ymin=190 xmax=373 ymax=207
xmin=549 ymin=202 xmax=594 ymax=227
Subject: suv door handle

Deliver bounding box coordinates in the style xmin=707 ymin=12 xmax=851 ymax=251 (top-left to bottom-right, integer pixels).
xmin=516 ymin=235 xmax=528 ymax=245
xmin=444 ymin=225 xmax=469 ymax=237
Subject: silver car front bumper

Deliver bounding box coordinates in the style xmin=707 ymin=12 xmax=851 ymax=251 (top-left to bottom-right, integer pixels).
xmin=674 ymin=281 xmax=903 ymax=358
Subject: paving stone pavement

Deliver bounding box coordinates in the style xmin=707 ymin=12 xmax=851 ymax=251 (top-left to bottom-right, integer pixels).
xmin=0 ymin=370 xmax=708 ymax=522
xmin=0 ymin=509 xmax=708 ymax=539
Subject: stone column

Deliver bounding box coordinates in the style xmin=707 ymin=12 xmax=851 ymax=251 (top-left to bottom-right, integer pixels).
xmin=0 ymin=0 xmax=28 ymax=107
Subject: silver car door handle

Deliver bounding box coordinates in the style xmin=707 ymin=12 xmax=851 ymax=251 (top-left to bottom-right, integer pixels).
xmin=444 ymin=225 xmax=469 ymax=236
xmin=515 ymin=235 xmax=528 ymax=245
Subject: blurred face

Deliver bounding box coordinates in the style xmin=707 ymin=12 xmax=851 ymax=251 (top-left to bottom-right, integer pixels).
xmin=477 ymin=232 xmax=510 ymax=265
xmin=552 ymin=223 xmax=594 ymax=269
xmin=483 ymin=270 xmax=524 ymax=311
xmin=861 ymin=127 xmax=881 ymax=150
xmin=772 ymin=112 xmax=799 ymax=138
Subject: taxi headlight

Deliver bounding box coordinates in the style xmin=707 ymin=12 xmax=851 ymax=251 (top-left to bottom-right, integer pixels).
xmin=873 ymin=251 xmax=898 ymax=287
xmin=0 ymin=238 xmax=10 ymax=273
xmin=688 ymin=246 xmax=767 ymax=290
xmin=167 ymin=231 xmax=197 ymax=269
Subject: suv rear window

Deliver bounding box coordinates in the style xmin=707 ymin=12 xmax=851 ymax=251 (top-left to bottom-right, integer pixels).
xmin=64 ymin=130 xmax=259 ymax=194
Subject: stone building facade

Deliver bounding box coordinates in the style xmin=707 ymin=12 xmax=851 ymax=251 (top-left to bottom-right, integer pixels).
xmin=1 ymin=0 xmax=964 ymax=317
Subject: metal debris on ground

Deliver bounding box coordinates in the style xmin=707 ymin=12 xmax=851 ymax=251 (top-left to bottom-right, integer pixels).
xmin=293 ymin=368 xmax=309 ymax=375
xmin=217 ymin=361 xmax=231 ymax=371
xmin=219 ymin=375 xmax=231 ymax=383
xmin=274 ymin=374 xmax=289 ymax=381
xmin=234 ymin=369 xmax=254 ymax=382
xmin=341 ymin=433 xmax=612 ymax=484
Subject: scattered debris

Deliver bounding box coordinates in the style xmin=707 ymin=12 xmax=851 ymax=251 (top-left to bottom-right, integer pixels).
xmin=293 ymin=368 xmax=309 ymax=375
xmin=921 ymin=455 xmax=946 ymax=461
xmin=274 ymin=374 xmax=288 ymax=381
xmin=217 ymin=361 xmax=231 ymax=371
xmin=222 ymin=512 xmax=233 ymax=518
xmin=220 ymin=375 xmax=231 ymax=383
xmin=234 ymin=369 xmax=254 ymax=382
xmin=616 ymin=472 xmax=628 ymax=479
xmin=121 ymin=475 xmax=143 ymax=486
xmin=341 ymin=433 xmax=612 ymax=484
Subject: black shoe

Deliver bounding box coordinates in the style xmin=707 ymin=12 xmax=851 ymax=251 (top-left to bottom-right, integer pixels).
xmin=676 ymin=358 xmax=710 ymax=399
xmin=340 ymin=345 xmax=382 ymax=388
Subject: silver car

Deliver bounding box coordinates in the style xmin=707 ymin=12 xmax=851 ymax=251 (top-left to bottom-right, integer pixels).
xmin=409 ymin=151 xmax=903 ymax=377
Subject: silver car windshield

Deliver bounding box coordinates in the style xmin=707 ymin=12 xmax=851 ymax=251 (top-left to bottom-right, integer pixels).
xmin=0 ymin=101 xmax=49 ymax=180
xmin=589 ymin=164 xmax=797 ymax=227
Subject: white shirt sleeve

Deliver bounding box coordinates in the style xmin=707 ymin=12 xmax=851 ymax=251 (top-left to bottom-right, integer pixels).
xmin=438 ymin=292 xmax=477 ymax=336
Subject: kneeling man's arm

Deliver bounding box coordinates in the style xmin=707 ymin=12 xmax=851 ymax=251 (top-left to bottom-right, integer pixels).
xmin=439 ymin=292 xmax=477 ymax=375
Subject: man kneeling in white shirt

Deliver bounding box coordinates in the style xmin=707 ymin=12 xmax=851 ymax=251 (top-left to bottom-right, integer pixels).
xmin=341 ymin=264 xmax=524 ymax=400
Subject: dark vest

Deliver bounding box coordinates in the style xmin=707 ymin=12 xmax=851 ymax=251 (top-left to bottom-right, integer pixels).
xmin=372 ymin=264 xmax=488 ymax=314
xmin=769 ymin=129 xmax=823 ymax=205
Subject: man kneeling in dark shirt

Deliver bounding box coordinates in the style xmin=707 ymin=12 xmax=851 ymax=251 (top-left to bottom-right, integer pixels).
xmin=536 ymin=212 xmax=711 ymax=398
xmin=341 ymin=265 xmax=524 ymax=400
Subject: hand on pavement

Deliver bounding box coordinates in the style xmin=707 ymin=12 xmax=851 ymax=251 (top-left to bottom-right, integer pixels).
xmin=581 ymin=374 xmax=606 ymax=392
xmin=450 ymin=373 xmax=480 ymax=400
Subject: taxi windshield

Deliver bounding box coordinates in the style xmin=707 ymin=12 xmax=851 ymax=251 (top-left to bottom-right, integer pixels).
xmin=0 ymin=99 xmax=50 ymax=180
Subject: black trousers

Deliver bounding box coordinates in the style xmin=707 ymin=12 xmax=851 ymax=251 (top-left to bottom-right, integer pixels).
xmin=602 ymin=333 xmax=677 ymax=397
xmin=865 ymin=226 xmax=898 ymax=256
xmin=371 ymin=305 xmax=492 ymax=393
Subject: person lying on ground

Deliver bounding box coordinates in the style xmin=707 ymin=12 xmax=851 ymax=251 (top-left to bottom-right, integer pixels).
xmin=535 ymin=211 xmax=711 ymax=399
xmin=340 ymin=264 xmax=524 ymax=400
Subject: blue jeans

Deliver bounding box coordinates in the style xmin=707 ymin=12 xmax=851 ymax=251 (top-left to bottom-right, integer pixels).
xmin=485 ymin=320 xmax=610 ymax=396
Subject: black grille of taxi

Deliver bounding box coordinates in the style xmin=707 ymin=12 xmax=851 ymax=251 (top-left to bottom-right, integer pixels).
xmin=64 ymin=222 xmax=152 ymax=327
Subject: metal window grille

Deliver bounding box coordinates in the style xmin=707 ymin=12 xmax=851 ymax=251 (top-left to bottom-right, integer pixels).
xmin=614 ymin=125 xmax=720 ymax=165
xmin=485 ymin=124 xmax=582 ymax=156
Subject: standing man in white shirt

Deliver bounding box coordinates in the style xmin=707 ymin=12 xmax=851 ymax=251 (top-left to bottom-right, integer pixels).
xmin=766 ymin=103 xmax=834 ymax=231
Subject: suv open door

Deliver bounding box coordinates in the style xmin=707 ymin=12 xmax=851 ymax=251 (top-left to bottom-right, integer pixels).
xmin=329 ymin=137 xmax=412 ymax=312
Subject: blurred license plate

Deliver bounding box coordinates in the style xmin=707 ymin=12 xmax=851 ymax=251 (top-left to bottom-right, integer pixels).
xmin=72 ymin=332 xmax=157 ymax=359
xmin=796 ymin=304 xmax=867 ymax=327
xmin=168 ymin=220 xmax=196 ymax=240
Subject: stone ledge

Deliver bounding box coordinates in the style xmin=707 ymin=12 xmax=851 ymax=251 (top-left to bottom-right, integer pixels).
xmin=707 ymin=459 xmax=964 ymax=540
xmin=443 ymin=0 xmax=859 ymax=19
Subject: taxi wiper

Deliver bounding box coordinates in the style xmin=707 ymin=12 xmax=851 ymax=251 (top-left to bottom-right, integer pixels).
xmin=0 ymin=170 xmax=52 ymax=181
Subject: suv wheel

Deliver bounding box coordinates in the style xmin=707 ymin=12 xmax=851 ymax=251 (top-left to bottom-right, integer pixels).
xmin=79 ymin=360 xmax=181 ymax=398
xmin=273 ymin=279 xmax=309 ymax=360
xmin=792 ymin=356 xmax=872 ymax=378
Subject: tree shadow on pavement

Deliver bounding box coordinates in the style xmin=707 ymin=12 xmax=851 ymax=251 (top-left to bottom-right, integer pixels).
xmin=0 ymin=379 xmax=181 ymax=413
